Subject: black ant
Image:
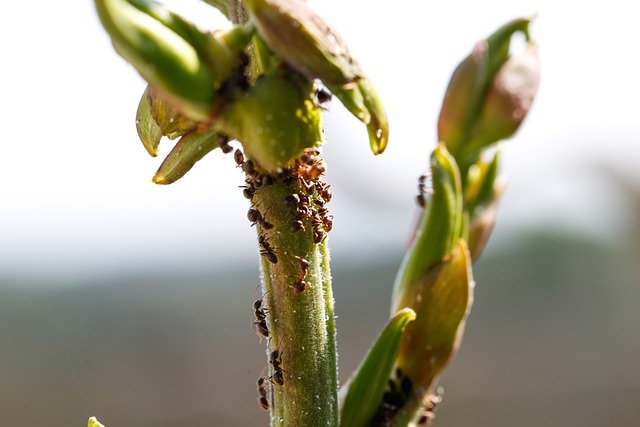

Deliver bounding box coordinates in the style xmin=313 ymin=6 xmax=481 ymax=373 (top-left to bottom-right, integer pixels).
xmin=269 ymin=349 xmax=285 ymax=386
xmin=417 ymin=170 xmax=434 ymax=208
xmin=257 ymin=376 xmax=269 ymax=411
xmin=316 ymin=86 xmax=332 ymax=107
xmin=258 ymin=235 xmax=278 ymax=264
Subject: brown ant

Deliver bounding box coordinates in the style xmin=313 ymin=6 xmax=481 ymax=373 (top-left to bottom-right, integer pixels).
xmin=292 ymin=255 xmax=310 ymax=294
xmin=256 ymin=376 xmax=269 ymax=411
xmin=258 ymin=235 xmax=278 ymax=264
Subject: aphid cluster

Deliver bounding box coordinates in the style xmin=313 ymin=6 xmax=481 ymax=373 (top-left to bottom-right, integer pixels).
xmin=282 ymin=148 xmax=334 ymax=245
xmin=416 ymin=170 xmax=434 ymax=208
xmin=369 ymin=368 xmax=414 ymax=426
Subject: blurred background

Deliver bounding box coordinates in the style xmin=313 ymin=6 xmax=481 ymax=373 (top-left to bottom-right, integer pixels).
xmin=1 ymin=0 xmax=639 ymax=426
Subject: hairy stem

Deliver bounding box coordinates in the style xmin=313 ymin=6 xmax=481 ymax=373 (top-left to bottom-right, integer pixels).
xmin=248 ymin=166 xmax=338 ymax=426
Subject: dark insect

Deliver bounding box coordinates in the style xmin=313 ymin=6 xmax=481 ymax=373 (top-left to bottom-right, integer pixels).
xmin=291 ymin=255 xmax=310 ymax=294
xmin=259 ymin=235 xmax=278 ymax=264
xmin=257 ymin=376 xmax=269 ymax=411
xmin=217 ymin=135 xmax=233 ymax=154
xmin=269 ymin=349 xmax=285 ymax=386
xmin=234 ymin=149 xmax=245 ymax=167
xmin=316 ymin=87 xmax=332 ymax=105
xmin=416 ymin=170 xmax=434 ymax=208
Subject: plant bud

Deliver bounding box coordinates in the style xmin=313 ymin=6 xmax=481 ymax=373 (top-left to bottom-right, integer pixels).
xmin=218 ymin=73 xmax=323 ymax=173
xmin=136 ymin=86 xmax=163 ymax=157
xmin=94 ymin=0 xmax=218 ymax=120
xmin=391 ymin=144 xmax=463 ymax=308
xmin=243 ymin=0 xmax=364 ymax=87
xmin=466 ymin=43 xmax=539 ymax=157
xmin=152 ymin=130 xmax=221 ymax=185
xmin=437 ymin=18 xmax=538 ymax=162
xmin=391 ymin=240 xmax=474 ymax=421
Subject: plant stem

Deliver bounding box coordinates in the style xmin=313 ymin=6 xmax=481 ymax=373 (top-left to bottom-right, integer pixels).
xmin=230 ymin=3 xmax=338 ymax=424
xmin=250 ymin=169 xmax=338 ymax=426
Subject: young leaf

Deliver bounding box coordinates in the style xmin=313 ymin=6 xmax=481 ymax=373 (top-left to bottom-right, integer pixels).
xmin=340 ymin=308 xmax=416 ymax=427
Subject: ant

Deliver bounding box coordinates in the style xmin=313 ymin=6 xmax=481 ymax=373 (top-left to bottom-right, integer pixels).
xmin=269 ymin=349 xmax=285 ymax=386
xmin=315 ymin=86 xmax=332 ymax=107
xmin=257 ymin=376 xmax=269 ymax=411
xmin=416 ymin=170 xmax=434 ymax=208
xmin=251 ymin=286 xmax=271 ymax=340
xmin=292 ymin=255 xmax=309 ymax=294
xmin=258 ymin=235 xmax=278 ymax=264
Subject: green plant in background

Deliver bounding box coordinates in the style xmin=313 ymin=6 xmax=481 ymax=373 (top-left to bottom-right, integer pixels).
xmin=92 ymin=0 xmax=539 ymax=425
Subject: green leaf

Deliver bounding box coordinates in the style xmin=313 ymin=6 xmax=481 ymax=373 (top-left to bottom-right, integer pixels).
xmin=340 ymin=308 xmax=416 ymax=427
xmin=152 ymin=130 xmax=222 ymax=185
xmin=330 ymin=78 xmax=389 ymax=155
xmin=94 ymin=0 xmax=217 ymax=120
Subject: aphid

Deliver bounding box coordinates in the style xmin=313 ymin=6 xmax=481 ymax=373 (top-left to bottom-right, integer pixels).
xmin=261 ymin=175 xmax=274 ymax=186
xmin=242 ymin=159 xmax=256 ymax=176
xmin=247 ymin=208 xmax=262 ymax=226
xmin=307 ymin=161 xmax=327 ymax=179
xmin=291 ymin=220 xmax=306 ymax=233
xmin=313 ymin=230 xmax=326 ymax=244
xmin=242 ymin=187 xmax=254 ymax=200
xmin=322 ymin=215 xmax=334 ymax=232
xmin=284 ymin=194 xmax=301 ymax=206
xmin=217 ymin=135 xmax=233 ymax=154
xmin=260 ymin=219 xmax=274 ymax=231
xmin=317 ymin=183 xmax=332 ymax=202
xmin=234 ymin=149 xmax=245 ymax=167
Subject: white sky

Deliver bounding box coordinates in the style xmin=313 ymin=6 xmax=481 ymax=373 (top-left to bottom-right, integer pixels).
xmin=1 ymin=0 xmax=639 ymax=281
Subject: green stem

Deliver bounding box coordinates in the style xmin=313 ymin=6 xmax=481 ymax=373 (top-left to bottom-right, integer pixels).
xmin=250 ymin=171 xmax=338 ymax=426
xmin=230 ymin=2 xmax=338 ymax=423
